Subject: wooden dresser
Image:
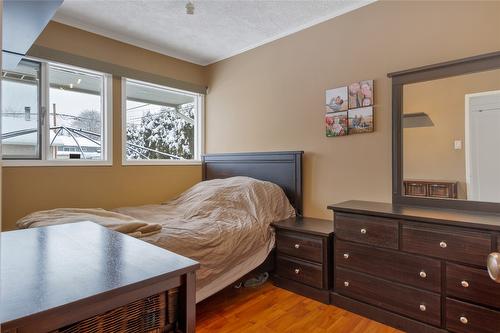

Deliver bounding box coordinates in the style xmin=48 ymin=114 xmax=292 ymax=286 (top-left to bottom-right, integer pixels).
xmin=272 ymin=217 xmax=334 ymax=303
xmin=328 ymin=201 xmax=500 ymax=333
xmin=403 ymin=180 xmax=458 ymax=199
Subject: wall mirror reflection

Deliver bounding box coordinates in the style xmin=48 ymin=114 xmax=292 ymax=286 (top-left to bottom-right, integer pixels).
xmin=403 ymin=68 xmax=500 ymax=203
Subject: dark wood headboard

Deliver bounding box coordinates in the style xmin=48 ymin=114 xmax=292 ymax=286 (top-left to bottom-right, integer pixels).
xmin=202 ymin=151 xmax=303 ymax=216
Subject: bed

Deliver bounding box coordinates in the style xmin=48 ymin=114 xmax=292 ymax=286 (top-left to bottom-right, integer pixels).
xmin=17 ymin=151 xmax=303 ymax=302
xmin=197 ymin=151 xmax=303 ymax=300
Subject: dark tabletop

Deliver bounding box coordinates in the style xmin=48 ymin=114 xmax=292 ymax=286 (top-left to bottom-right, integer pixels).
xmin=0 ymin=222 xmax=199 ymax=325
xmin=272 ymin=216 xmax=333 ymax=236
xmin=328 ymin=200 xmax=500 ymax=231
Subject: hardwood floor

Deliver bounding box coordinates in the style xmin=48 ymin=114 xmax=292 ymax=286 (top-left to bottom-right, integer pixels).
xmin=196 ymin=282 xmax=403 ymax=333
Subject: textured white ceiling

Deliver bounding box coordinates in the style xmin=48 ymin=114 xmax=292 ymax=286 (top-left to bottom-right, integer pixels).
xmin=54 ymin=0 xmax=375 ymax=65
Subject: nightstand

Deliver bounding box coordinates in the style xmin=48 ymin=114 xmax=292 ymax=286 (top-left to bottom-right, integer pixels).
xmin=272 ymin=216 xmax=334 ymax=303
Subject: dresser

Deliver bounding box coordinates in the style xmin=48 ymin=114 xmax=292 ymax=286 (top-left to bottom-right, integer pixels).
xmin=328 ymin=201 xmax=500 ymax=333
xmin=272 ymin=217 xmax=334 ymax=303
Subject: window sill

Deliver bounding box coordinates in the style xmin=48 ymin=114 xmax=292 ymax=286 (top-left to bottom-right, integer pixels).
xmin=122 ymin=159 xmax=202 ymax=166
xmin=2 ymin=160 xmax=113 ymax=167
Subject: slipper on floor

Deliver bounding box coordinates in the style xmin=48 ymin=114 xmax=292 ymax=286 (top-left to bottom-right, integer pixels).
xmin=243 ymin=272 xmax=269 ymax=288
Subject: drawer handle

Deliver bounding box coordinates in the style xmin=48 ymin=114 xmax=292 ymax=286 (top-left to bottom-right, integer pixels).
xmin=419 ymin=271 xmax=427 ymax=278
xmin=419 ymin=304 xmax=426 ymax=312
xmin=460 ymin=316 xmax=468 ymax=324
xmin=487 ymin=252 xmax=500 ymax=283
xmin=344 ymin=281 xmax=349 ymax=287
xmin=294 ymin=268 xmax=300 ymax=274
xmin=439 ymin=241 xmax=447 ymax=248
xmin=294 ymin=243 xmax=300 ymax=249
xmin=343 ymin=253 xmax=349 ymax=259
xmin=360 ymin=228 xmax=367 ymax=234
xmin=461 ymin=280 xmax=469 ymax=288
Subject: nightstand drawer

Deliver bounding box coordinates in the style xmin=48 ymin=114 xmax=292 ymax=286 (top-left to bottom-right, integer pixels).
xmin=446 ymin=298 xmax=500 ymax=333
xmin=336 ymin=240 xmax=441 ymax=292
xmin=276 ymin=255 xmax=323 ymax=289
xmin=334 ymin=213 xmax=399 ymax=249
xmin=276 ymin=231 xmax=323 ymax=263
xmin=446 ymin=263 xmax=500 ymax=308
xmin=336 ymin=267 xmax=441 ymax=326
xmin=402 ymin=223 xmax=491 ymax=266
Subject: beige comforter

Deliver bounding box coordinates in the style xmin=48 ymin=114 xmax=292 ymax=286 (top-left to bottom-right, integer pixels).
xmin=17 ymin=208 xmax=162 ymax=238
xmin=17 ymin=177 xmax=295 ymax=291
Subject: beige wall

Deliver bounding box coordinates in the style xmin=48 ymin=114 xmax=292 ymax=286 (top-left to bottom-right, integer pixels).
xmin=403 ymin=69 xmax=500 ymax=199
xmin=4 ymin=1 xmax=500 ymax=229
xmin=35 ymin=22 xmax=206 ymax=86
xmin=2 ymin=22 xmax=206 ymax=230
xmin=205 ymin=1 xmax=500 ymax=219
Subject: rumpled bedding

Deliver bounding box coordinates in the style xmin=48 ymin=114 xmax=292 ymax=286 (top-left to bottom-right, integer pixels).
xmin=16 ymin=208 xmax=162 ymax=238
xmin=17 ymin=176 xmax=296 ymax=291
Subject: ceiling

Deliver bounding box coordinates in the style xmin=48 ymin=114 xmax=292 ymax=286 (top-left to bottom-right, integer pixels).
xmin=53 ymin=0 xmax=375 ymax=66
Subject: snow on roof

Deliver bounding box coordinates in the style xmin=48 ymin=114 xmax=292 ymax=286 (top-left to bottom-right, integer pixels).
xmin=50 ymin=133 xmax=100 ymax=148
xmin=2 ymin=115 xmax=99 ymax=148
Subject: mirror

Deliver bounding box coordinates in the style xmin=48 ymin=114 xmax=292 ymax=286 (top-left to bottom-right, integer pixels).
xmin=402 ymin=68 xmax=500 ymax=203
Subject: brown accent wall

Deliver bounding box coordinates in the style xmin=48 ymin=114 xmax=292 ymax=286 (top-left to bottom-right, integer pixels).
xmin=34 ymin=22 xmax=206 ymax=86
xmin=205 ymin=1 xmax=500 ymax=219
xmin=2 ymin=22 xmax=206 ymax=230
xmin=403 ymin=69 xmax=500 ymax=199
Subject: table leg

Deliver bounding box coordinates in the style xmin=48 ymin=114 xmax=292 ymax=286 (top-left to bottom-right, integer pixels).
xmin=178 ymin=271 xmax=196 ymax=333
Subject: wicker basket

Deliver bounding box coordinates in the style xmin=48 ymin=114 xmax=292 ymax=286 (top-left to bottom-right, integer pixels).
xmin=51 ymin=288 xmax=179 ymax=333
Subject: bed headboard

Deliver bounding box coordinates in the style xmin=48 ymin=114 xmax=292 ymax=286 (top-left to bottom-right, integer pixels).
xmin=202 ymin=151 xmax=303 ymax=216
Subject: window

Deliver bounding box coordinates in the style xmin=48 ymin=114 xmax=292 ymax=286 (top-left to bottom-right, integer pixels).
xmin=1 ymin=59 xmax=41 ymax=159
xmin=122 ymin=78 xmax=203 ymax=164
xmin=1 ymin=58 xmax=112 ymax=165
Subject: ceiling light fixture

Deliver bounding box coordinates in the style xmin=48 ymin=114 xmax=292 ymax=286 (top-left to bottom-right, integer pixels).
xmin=186 ymin=1 xmax=194 ymax=15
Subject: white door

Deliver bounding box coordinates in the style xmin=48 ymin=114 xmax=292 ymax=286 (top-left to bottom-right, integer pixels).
xmin=466 ymin=91 xmax=500 ymax=202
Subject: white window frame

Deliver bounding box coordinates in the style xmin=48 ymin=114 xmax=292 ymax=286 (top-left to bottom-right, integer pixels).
xmin=121 ymin=78 xmax=204 ymax=166
xmin=3 ymin=57 xmax=113 ymax=167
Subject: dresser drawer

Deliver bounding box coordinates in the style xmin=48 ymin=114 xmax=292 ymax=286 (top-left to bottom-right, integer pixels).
xmin=276 ymin=255 xmax=323 ymax=289
xmin=276 ymin=231 xmax=323 ymax=263
xmin=335 ymin=267 xmax=441 ymax=326
xmin=334 ymin=213 xmax=399 ymax=249
xmin=446 ymin=298 xmax=500 ymax=333
xmin=446 ymin=263 xmax=500 ymax=309
xmin=336 ymin=240 xmax=441 ymax=292
xmin=401 ymin=223 xmax=491 ymax=266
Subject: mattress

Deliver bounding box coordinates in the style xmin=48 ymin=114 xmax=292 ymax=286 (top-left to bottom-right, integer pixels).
xmin=196 ymin=235 xmax=275 ymax=302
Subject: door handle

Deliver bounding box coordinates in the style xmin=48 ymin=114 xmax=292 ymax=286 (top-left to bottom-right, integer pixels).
xmin=487 ymin=252 xmax=500 ymax=283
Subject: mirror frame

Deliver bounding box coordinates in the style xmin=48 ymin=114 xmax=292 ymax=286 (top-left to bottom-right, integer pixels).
xmin=388 ymin=51 xmax=500 ymax=212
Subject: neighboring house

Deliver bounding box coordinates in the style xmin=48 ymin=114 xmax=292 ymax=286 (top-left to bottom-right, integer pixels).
xmin=2 ymin=113 xmax=101 ymax=159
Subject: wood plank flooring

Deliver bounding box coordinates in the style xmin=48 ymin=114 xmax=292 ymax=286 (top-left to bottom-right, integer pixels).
xmin=196 ymin=282 xmax=403 ymax=333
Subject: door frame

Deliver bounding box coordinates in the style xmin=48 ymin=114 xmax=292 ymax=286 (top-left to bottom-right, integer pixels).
xmin=465 ymin=89 xmax=500 ymax=201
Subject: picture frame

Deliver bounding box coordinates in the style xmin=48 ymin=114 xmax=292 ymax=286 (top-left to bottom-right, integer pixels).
xmin=348 ymin=80 xmax=374 ymax=109
xmin=348 ymin=106 xmax=374 ymax=134
xmin=326 ymin=111 xmax=348 ymax=137
xmin=325 ymin=86 xmax=348 ymax=112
